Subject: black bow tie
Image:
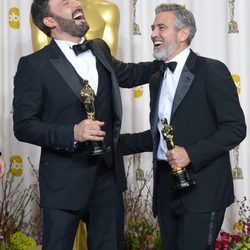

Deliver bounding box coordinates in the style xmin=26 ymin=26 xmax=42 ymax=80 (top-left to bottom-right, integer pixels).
xmin=159 ymin=61 xmax=177 ymax=75
xmin=72 ymin=40 xmax=92 ymax=56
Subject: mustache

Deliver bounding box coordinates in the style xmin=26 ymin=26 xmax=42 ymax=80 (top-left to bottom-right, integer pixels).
xmin=152 ymin=37 xmax=164 ymax=43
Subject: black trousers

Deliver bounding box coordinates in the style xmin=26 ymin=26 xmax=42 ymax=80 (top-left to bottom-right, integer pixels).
xmin=157 ymin=164 xmax=225 ymax=250
xmin=42 ymin=171 xmax=124 ymax=250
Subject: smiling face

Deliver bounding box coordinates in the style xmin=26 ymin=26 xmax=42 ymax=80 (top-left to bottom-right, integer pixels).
xmin=151 ymin=11 xmax=189 ymax=61
xmin=43 ymin=0 xmax=89 ymax=42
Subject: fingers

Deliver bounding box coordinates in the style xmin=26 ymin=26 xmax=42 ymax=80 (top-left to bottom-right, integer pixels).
xmin=166 ymin=146 xmax=190 ymax=170
xmin=74 ymin=119 xmax=105 ymax=142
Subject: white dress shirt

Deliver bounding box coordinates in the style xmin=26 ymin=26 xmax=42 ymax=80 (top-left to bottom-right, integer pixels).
xmin=55 ymin=39 xmax=98 ymax=95
xmin=157 ymin=47 xmax=191 ymax=160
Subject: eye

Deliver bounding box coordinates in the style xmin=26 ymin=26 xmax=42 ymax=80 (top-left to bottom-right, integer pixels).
xmin=61 ymin=0 xmax=69 ymax=6
xmin=159 ymin=25 xmax=166 ymax=31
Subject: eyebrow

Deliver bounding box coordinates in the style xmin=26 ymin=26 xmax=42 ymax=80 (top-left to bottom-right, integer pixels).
xmin=60 ymin=0 xmax=68 ymax=4
xmin=151 ymin=23 xmax=167 ymax=28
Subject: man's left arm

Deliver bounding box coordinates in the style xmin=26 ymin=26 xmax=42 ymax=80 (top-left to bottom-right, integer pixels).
xmin=93 ymin=38 xmax=161 ymax=88
xmin=112 ymin=57 xmax=161 ymax=88
xmin=119 ymin=130 xmax=153 ymax=156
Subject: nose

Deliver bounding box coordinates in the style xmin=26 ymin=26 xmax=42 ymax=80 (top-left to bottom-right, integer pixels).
xmin=151 ymin=31 xmax=158 ymax=43
xmin=151 ymin=27 xmax=159 ymax=38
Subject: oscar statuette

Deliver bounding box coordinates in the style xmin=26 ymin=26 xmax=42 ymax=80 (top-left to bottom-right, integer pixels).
xmin=161 ymin=118 xmax=196 ymax=191
xmin=80 ymin=79 xmax=110 ymax=155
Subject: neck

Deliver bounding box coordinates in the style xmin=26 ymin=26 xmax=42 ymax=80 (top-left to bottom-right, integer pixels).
xmin=51 ymin=32 xmax=82 ymax=44
xmin=165 ymin=45 xmax=188 ymax=61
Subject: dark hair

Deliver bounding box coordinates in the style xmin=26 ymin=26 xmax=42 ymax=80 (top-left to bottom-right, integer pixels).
xmin=155 ymin=3 xmax=197 ymax=45
xmin=31 ymin=0 xmax=51 ymax=37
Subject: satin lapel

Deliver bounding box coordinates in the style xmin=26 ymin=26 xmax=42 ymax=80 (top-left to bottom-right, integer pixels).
xmin=90 ymin=43 xmax=113 ymax=73
xmin=171 ymin=68 xmax=194 ymax=116
xmin=90 ymin=43 xmax=122 ymax=117
xmin=50 ymin=58 xmax=83 ymax=103
xmin=91 ymin=41 xmax=123 ymax=145
xmin=171 ymin=50 xmax=196 ymax=118
xmin=150 ymin=73 xmax=164 ymax=138
xmin=48 ymin=41 xmax=82 ymax=103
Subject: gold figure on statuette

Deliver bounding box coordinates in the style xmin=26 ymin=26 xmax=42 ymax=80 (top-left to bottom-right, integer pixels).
xmin=161 ymin=118 xmax=196 ymax=191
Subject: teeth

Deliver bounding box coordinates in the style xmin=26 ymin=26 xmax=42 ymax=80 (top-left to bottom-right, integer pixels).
xmin=73 ymin=10 xmax=84 ymax=19
xmin=154 ymin=41 xmax=162 ymax=46
xmin=74 ymin=13 xmax=83 ymax=19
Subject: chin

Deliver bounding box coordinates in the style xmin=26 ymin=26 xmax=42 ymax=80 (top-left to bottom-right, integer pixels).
xmin=153 ymin=51 xmax=165 ymax=61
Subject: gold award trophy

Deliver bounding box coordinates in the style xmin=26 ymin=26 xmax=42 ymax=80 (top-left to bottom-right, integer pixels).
xmin=161 ymin=118 xmax=196 ymax=191
xmin=80 ymin=79 xmax=110 ymax=155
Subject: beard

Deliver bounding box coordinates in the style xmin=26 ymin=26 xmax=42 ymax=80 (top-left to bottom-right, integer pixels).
xmin=52 ymin=14 xmax=90 ymax=38
xmin=153 ymin=42 xmax=178 ymax=61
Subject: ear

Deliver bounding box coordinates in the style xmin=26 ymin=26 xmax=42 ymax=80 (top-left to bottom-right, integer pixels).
xmin=43 ymin=16 xmax=57 ymax=28
xmin=179 ymin=27 xmax=190 ymax=43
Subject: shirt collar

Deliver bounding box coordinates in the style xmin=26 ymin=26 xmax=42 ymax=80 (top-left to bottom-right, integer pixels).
xmin=54 ymin=38 xmax=85 ymax=49
xmin=166 ymin=47 xmax=190 ymax=73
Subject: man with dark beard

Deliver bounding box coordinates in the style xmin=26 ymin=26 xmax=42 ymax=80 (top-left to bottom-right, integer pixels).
xmin=12 ymin=0 xmax=161 ymax=249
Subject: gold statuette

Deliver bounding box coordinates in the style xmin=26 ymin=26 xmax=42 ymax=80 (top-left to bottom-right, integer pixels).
xmin=161 ymin=118 xmax=196 ymax=191
xmin=228 ymin=0 xmax=239 ymax=33
xmin=132 ymin=0 xmax=141 ymax=35
xmin=232 ymin=145 xmax=243 ymax=179
xmin=80 ymin=80 xmax=110 ymax=155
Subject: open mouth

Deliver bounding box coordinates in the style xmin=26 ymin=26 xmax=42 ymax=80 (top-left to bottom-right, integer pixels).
xmin=153 ymin=40 xmax=163 ymax=49
xmin=73 ymin=8 xmax=84 ymax=21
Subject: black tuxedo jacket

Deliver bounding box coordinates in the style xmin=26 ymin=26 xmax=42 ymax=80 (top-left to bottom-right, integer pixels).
xmin=13 ymin=38 xmax=160 ymax=210
xmin=121 ymin=50 xmax=246 ymax=214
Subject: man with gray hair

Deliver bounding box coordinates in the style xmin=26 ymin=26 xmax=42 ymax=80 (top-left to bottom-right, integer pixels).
xmin=121 ymin=3 xmax=246 ymax=249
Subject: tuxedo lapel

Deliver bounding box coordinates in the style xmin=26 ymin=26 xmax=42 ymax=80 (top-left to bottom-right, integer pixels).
xmin=150 ymin=72 xmax=164 ymax=140
xmin=50 ymin=57 xmax=83 ymax=102
xmin=91 ymin=45 xmax=122 ymax=120
xmin=171 ymin=67 xmax=194 ymax=116
xmin=90 ymin=42 xmax=113 ymax=74
xmin=171 ymin=50 xmax=197 ymax=118
xmin=90 ymin=40 xmax=122 ymax=145
xmin=48 ymin=41 xmax=83 ymax=103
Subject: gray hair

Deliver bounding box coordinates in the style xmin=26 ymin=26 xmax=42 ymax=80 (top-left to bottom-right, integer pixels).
xmin=155 ymin=3 xmax=197 ymax=45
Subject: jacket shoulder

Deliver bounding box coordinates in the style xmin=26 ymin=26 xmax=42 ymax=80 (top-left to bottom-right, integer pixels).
xmin=19 ymin=43 xmax=51 ymax=63
xmin=195 ymin=52 xmax=228 ymax=70
xmin=92 ymin=38 xmax=111 ymax=53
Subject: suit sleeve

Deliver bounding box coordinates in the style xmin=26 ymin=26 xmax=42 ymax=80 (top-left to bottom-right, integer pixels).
xmin=13 ymin=57 xmax=75 ymax=152
xmin=185 ymin=61 xmax=246 ymax=172
xmin=119 ymin=130 xmax=153 ymax=155
xmin=112 ymin=57 xmax=162 ymax=88
xmin=93 ymin=38 xmax=162 ymax=88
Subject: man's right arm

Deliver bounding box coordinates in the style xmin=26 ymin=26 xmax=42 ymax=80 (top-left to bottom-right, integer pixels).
xmin=13 ymin=56 xmax=76 ymax=152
